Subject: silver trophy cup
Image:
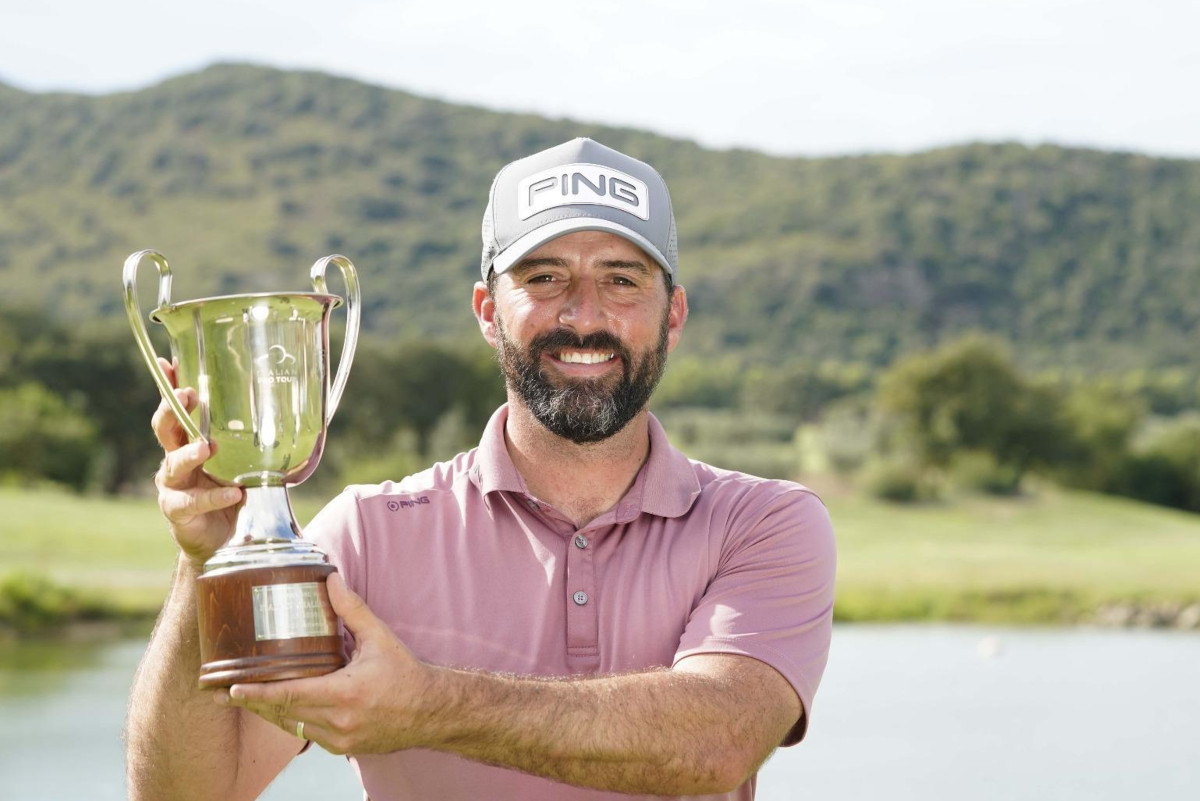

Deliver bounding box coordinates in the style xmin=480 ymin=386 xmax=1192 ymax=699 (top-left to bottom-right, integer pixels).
xmin=123 ymin=249 xmax=360 ymax=687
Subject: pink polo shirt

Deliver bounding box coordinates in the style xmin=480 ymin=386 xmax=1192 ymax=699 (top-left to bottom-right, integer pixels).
xmin=306 ymin=405 xmax=836 ymax=801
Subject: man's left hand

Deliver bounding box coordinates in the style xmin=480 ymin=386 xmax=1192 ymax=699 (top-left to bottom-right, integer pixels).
xmin=216 ymin=572 xmax=435 ymax=756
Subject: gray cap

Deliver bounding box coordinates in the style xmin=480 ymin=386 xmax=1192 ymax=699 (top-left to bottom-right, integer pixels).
xmin=480 ymin=138 xmax=678 ymax=281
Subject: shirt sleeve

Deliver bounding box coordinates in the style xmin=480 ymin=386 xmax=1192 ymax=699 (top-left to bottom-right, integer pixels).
xmin=672 ymin=487 xmax=836 ymax=746
xmin=303 ymin=487 xmax=369 ymax=661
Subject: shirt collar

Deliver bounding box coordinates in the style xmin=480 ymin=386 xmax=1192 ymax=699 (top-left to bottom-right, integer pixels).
xmin=470 ymin=404 xmax=701 ymax=520
xmin=633 ymin=411 xmax=701 ymax=519
xmin=472 ymin=405 xmax=528 ymax=496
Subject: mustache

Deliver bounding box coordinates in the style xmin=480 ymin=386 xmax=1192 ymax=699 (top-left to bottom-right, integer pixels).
xmin=528 ymin=328 xmax=631 ymax=364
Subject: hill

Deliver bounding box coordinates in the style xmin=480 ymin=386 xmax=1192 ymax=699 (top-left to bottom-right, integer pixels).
xmin=3 ymin=63 xmax=1200 ymax=370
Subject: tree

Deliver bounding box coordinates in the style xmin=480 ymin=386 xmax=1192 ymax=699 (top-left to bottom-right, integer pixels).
xmin=1112 ymin=419 xmax=1200 ymax=512
xmin=1055 ymin=384 xmax=1144 ymax=492
xmin=653 ymin=356 xmax=744 ymax=410
xmin=741 ymin=361 xmax=871 ymax=422
xmin=2 ymin=309 xmax=161 ymax=493
xmin=22 ymin=325 xmax=159 ymax=494
xmin=338 ymin=341 xmax=504 ymax=459
xmin=0 ymin=383 xmax=97 ymax=490
xmin=877 ymin=336 xmax=1073 ymax=486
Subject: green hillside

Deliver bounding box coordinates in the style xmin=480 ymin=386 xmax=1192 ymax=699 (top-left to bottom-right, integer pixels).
xmin=3 ymin=63 xmax=1200 ymax=370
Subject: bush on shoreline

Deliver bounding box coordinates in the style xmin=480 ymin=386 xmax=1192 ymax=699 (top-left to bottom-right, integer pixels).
xmin=5 ymin=567 xmax=1196 ymax=635
xmin=0 ymin=572 xmax=133 ymax=634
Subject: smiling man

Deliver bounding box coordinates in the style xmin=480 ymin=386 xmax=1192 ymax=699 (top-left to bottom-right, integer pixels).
xmin=126 ymin=138 xmax=836 ymax=801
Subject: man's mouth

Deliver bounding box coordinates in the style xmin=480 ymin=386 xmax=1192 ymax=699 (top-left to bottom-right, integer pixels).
xmin=555 ymin=350 xmax=616 ymax=365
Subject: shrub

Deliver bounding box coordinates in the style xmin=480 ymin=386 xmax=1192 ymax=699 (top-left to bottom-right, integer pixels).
xmin=656 ymin=407 xmax=796 ymax=449
xmin=1111 ymin=418 xmax=1200 ymax=512
xmin=862 ymin=457 xmax=932 ymax=503
xmin=816 ymin=402 xmax=876 ymax=475
xmin=951 ymin=451 xmax=1023 ymax=496
xmin=657 ymin=409 xmax=802 ymax=480
xmin=0 ymin=572 xmax=113 ymax=633
xmin=681 ymin=442 xmax=801 ymax=481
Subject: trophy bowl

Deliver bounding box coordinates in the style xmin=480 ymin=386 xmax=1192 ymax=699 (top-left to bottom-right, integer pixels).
xmin=124 ymin=250 xmax=361 ymax=688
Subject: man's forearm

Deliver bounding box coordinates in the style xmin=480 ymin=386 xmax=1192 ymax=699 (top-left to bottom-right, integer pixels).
xmin=124 ymin=557 xmax=253 ymax=801
xmin=221 ymin=578 xmax=800 ymax=795
xmin=421 ymin=657 xmax=790 ymax=795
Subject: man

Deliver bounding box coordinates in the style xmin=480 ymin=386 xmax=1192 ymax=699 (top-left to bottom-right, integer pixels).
xmin=126 ymin=138 xmax=836 ymax=801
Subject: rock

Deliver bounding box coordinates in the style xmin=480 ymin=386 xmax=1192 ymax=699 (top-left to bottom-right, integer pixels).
xmin=1177 ymin=604 xmax=1200 ymax=630
xmin=1094 ymin=603 xmax=1136 ymax=627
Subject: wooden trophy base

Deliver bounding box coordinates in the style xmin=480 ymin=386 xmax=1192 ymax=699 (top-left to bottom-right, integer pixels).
xmin=196 ymin=562 xmax=346 ymax=689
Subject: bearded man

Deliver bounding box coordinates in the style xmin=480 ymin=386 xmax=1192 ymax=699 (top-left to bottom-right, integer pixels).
xmin=126 ymin=138 xmax=836 ymax=801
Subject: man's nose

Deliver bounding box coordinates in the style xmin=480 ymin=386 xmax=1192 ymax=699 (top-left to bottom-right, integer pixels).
xmin=557 ymin=280 xmax=607 ymax=332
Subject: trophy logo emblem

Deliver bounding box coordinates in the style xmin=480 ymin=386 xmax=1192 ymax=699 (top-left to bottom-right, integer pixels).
xmin=123 ymin=250 xmax=361 ymax=688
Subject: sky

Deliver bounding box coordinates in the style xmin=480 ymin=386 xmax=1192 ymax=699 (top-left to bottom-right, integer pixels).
xmin=2 ymin=0 xmax=1198 ymax=159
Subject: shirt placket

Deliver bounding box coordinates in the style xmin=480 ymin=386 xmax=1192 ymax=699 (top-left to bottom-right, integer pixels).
xmin=521 ymin=495 xmax=604 ymax=674
xmin=565 ymin=527 xmax=600 ymax=673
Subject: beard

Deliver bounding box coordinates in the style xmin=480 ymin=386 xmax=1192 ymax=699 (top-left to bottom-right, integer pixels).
xmin=494 ymin=311 xmax=670 ymax=444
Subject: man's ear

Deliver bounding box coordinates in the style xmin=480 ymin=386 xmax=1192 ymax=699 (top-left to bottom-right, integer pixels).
xmin=666 ymin=284 xmax=688 ymax=354
xmin=473 ymin=282 xmax=499 ymax=349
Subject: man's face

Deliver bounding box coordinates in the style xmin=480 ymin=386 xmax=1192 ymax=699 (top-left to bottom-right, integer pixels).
xmin=476 ymin=231 xmax=686 ymax=444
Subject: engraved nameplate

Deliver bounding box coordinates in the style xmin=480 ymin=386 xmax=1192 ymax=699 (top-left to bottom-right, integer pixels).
xmin=252 ymin=582 xmax=335 ymax=641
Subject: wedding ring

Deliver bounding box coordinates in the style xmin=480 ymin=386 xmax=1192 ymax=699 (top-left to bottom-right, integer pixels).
xmin=295 ymin=720 xmax=305 ymax=740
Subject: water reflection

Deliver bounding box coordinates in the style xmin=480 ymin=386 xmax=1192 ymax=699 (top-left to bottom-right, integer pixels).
xmin=0 ymin=633 xmax=117 ymax=697
xmin=2 ymin=626 xmax=1198 ymax=801
xmin=0 ymin=635 xmax=360 ymax=801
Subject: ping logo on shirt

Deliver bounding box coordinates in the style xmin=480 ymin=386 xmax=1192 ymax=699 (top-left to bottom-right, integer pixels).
xmin=517 ymin=163 xmax=650 ymax=221
xmin=386 ymin=496 xmax=430 ymax=512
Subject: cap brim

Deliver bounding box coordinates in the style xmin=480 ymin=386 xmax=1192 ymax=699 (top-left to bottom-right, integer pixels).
xmin=490 ymin=218 xmax=674 ymax=279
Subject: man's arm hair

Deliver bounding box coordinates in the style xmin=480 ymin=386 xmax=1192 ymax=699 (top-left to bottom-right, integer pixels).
xmin=282 ymin=639 xmax=799 ymax=796
xmin=421 ymin=653 xmax=797 ymax=794
xmin=124 ymin=557 xmax=302 ymax=801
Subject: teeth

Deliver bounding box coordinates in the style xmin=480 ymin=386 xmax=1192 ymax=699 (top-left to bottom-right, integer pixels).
xmin=559 ymin=351 xmax=615 ymax=365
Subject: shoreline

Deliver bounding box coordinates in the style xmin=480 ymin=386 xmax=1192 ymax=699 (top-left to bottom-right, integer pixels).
xmin=4 ymin=599 xmax=1197 ymax=640
xmin=1091 ymin=600 xmax=1200 ymax=629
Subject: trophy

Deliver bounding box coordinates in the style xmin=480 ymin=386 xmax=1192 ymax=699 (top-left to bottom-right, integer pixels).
xmin=123 ymin=250 xmax=360 ymax=689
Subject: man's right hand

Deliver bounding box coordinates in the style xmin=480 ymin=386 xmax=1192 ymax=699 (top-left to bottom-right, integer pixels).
xmin=152 ymin=357 xmax=242 ymax=568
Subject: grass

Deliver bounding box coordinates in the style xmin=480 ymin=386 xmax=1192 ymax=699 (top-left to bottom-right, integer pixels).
xmin=813 ymin=477 xmax=1200 ymax=623
xmin=0 ymin=486 xmax=325 ymax=621
xmin=3 ymin=481 xmax=1199 ymax=631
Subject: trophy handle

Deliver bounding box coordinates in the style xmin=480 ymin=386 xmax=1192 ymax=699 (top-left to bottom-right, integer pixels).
xmin=122 ymin=249 xmax=205 ymax=442
xmin=310 ymin=254 xmax=361 ymax=422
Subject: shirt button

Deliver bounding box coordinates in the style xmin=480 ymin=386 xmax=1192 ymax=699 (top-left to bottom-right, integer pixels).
xmin=574 ymin=534 xmax=588 ymax=549
xmin=526 ymin=499 xmax=539 ymax=510
xmin=573 ymin=591 xmax=589 ymax=606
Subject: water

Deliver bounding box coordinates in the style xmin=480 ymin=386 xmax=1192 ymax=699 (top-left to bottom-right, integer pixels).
xmin=1 ymin=625 xmax=1196 ymax=800
xmin=756 ymin=626 xmax=1199 ymax=800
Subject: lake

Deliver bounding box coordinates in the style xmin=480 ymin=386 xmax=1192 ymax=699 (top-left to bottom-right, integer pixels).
xmin=1 ymin=625 xmax=1196 ymax=800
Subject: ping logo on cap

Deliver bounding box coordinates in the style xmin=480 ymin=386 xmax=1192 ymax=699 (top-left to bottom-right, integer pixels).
xmin=517 ymin=163 xmax=650 ymax=222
